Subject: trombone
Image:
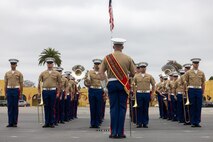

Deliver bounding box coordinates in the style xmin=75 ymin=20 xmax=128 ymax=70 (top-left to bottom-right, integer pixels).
xmin=185 ymin=90 xmax=190 ymax=106
xmin=132 ymin=83 xmax=138 ymax=108
xmin=37 ymin=81 xmax=44 ymax=124
xmin=183 ymin=91 xmax=190 ymax=124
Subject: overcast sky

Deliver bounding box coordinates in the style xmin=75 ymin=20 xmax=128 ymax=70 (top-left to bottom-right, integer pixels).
xmin=0 ymin=0 xmax=212 ymax=86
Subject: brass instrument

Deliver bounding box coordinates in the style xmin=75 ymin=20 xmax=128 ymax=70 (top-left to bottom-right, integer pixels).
xmin=183 ymin=91 xmax=190 ymax=124
xmin=72 ymin=65 xmax=85 ymax=77
xmin=37 ymin=81 xmax=44 ymax=124
xmin=185 ymin=91 xmax=190 ymax=106
xmin=133 ymin=83 xmax=138 ymax=108
xmin=162 ymin=60 xmax=182 ymax=75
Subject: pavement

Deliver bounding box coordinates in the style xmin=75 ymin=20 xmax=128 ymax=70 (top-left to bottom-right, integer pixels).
xmin=0 ymin=106 xmax=213 ymax=142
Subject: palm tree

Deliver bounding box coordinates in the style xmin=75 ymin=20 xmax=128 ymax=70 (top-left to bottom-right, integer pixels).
xmin=38 ymin=47 xmax=62 ymax=66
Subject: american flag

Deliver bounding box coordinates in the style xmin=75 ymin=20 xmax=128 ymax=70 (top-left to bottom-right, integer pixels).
xmin=109 ymin=0 xmax=114 ymax=31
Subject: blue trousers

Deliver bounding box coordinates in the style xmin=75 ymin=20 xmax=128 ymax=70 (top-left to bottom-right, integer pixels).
xmin=70 ymin=100 xmax=74 ymax=119
xmin=59 ymin=91 xmax=65 ymax=122
xmin=6 ymin=88 xmax=19 ymax=125
xmin=171 ymin=95 xmax=177 ymax=120
xmin=65 ymin=95 xmax=71 ymax=121
xmin=107 ymin=81 xmax=128 ymax=136
xmin=136 ymin=93 xmax=150 ymax=125
xmin=166 ymin=94 xmax=172 ymax=120
xmin=157 ymin=93 xmax=164 ymax=118
xmin=89 ymin=88 xmax=103 ymax=127
xmin=55 ymin=97 xmax=60 ymax=124
xmin=177 ymin=94 xmax=184 ymax=123
xmin=162 ymin=94 xmax=168 ymax=119
xmin=42 ymin=90 xmax=56 ymax=125
xmin=188 ymin=88 xmax=203 ymax=125
xmin=74 ymin=94 xmax=79 ymax=118
xmin=101 ymin=100 xmax=106 ymax=121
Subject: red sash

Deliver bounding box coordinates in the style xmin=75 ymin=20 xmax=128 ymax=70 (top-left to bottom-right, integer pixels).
xmin=106 ymin=54 xmax=130 ymax=95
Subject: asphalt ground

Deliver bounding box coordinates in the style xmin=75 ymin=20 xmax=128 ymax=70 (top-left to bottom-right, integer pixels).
xmin=0 ymin=107 xmax=213 ymax=142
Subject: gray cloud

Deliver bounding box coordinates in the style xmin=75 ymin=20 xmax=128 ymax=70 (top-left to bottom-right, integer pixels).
xmin=0 ymin=0 xmax=212 ymax=85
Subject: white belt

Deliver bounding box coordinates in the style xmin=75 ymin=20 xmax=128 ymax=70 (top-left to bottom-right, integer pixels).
xmin=108 ymin=78 xmax=118 ymax=82
xmin=137 ymin=90 xmax=150 ymax=93
xmin=177 ymin=92 xmax=184 ymax=94
xmin=43 ymin=87 xmax=56 ymax=90
xmin=7 ymin=86 xmax=19 ymax=88
xmin=170 ymin=93 xmax=175 ymax=96
xmin=90 ymin=86 xmax=102 ymax=89
xmin=188 ymin=86 xmax=202 ymax=89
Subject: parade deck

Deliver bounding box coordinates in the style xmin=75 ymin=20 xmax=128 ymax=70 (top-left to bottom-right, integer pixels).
xmin=0 ymin=107 xmax=212 ymax=142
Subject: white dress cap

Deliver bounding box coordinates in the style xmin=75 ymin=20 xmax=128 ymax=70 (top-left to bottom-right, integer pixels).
xmin=56 ymin=67 xmax=64 ymax=72
xmin=92 ymin=59 xmax=102 ymax=64
xmin=191 ymin=58 xmax=201 ymax=63
xmin=139 ymin=62 xmax=148 ymax=67
xmin=172 ymin=72 xmax=179 ymax=77
xmin=45 ymin=57 xmax=55 ymax=63
xmin=183 ymin=63 xmax=192 ymax=68
xmin=9 ymin=59 xmax=19 ymax=63
xmin=111 ymin=38 xmax=126 ymax=45
xmin=64 ymin=71 xmax=71 ymax=75
xmin=163 ymin=75 xmax=168 ymax=79
xmin=178 ymin=69 xmax=185 ymax=74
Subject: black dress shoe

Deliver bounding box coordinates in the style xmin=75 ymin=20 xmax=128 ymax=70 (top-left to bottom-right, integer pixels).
xmin=191 ymin=124 xmax=201 ymax=127
xmin=90 ymin=125 xmax=95 ymax=128
xmin=6 ymin=124 xmax=13 ymax=127
xmin=54 ymin=123 xmax=58 ymax=126
xmin=49 ymin=125 xmax=55 ymax=128
xmin=42 ymin=124 xmax=49 ymax=128
xmin=184 ymin=122 xmax=191 ymax=125
xmin=195 ymin=124 xmax=202 ymax=127
xmin=117 ymin=135 xmax=126 ymax=139
xmin=60 ymin=121 xmax=65 ymax=124
xmin=109 ymin=135 xmax=117 ymax=139
xmin=143 ymin=124 xmax=148 ymax=128
xmin=13 ymin=124 xmax=17 ymax=127
xmin=94 ymin=126 xmax=100 ymax=128
xmin=136 ymin=124 xmax=142 ymax=128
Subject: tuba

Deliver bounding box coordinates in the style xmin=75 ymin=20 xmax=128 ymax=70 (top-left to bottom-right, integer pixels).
xmin=161 ymin=60 xmax=182 ymax=75
xmin=71 ymin=65 xmax=86 ymax=80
